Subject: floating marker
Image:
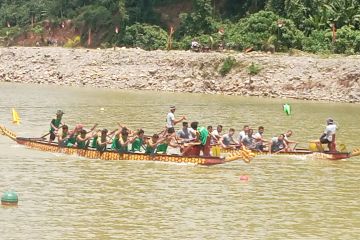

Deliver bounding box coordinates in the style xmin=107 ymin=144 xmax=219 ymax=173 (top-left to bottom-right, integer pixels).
xmin=239 ymin=175 xmax=249 ymax=181
xmin=100 ymin=108 xmax=105 ymax=111
xmin=1 ymin=191 xmax=18 ymax=206
xmin=283 ymin=104 xmax=291 ymax=115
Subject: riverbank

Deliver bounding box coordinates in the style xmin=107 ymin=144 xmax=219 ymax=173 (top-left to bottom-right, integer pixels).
xmin=0 ymin=47 xmax=359 ymax=103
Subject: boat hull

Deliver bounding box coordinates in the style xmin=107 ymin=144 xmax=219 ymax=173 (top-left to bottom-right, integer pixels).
xmin=217 ymin=147 xmax=351 ymax=160
xmin=16 ymin=138 xmax=226 ymax=166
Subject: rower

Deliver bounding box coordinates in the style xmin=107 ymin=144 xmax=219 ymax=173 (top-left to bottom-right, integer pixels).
xmin=130 ymin=129 xmax=145 ymax=152
xmin=238 ymin=125 xmax=250 ymax=143
xmin=68 ymin=123 xmax=98 ymax=147
xmin=241 ymin=128 xmax=256 ymax=149
xmin=220 ymin=128 xmax=239 ymax=149
xmin=66 ymin=124 xmax=83 ymax=147
xmin=166 ymin=106 xmax=186 ymax=134
xmin=48 ymin=110 xmax=64 ymax=143
xmin=156 ymin=133 xmax=180 ymax=154
xmin=211 ymin=125 xmax=223 ymax=144
xmin=182 ymin=122 xmax=210 ymax=156
xmin=253 ymin=126 xmax=266 ymax=151
xmin=270 ymin=134 xmax=288 ymax=153
xmin=95 ymin=129 xmax=112 ymax=152
xmin=318 ymin=118 xmax=337 ymax=152
xmin=76 ymin=129 xmax=92 ymax=149
xmin=283 ymin=130 xmax=297 ymax=151
xmin=111 ymin=127 xmax=130 ymax=153
xmin=176 ymin=122 xmax=194 ymax=142
xmin=145 ymin=134 xmax=164 ymax=154
xmin=57 ymin=125 xmax=69 ymax=147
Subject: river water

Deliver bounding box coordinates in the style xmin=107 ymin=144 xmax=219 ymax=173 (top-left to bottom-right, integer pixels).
xmin=0 ymin=83 xmax=359 ymax=239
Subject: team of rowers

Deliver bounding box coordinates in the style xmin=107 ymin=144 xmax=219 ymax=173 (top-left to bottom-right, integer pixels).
xmin=47 ymin=107 xmax=337 ymax=156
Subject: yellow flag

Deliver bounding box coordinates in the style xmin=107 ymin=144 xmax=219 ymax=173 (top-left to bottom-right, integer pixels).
xmin=12 ymin=108 xmax=21 ymax=125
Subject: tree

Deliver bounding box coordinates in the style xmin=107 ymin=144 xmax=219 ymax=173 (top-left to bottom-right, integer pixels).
xmin=178 ymin=0 xmax=217 ymax=37
xmin=324 ymin=0 xmax=360 ymax=29
xmin=75 ymin=5 xmax=112 ymax=46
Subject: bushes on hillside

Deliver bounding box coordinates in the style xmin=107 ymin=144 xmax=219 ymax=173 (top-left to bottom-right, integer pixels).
xmin=122 ymin=23 xmax=167 ymax=50
xmin=225 ymin=11 xmax=304 ymax=51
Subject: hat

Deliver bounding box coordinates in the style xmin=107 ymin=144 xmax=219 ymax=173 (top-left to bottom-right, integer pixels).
xmin=170 ymin=106 xmax=176 ymax=110
xmin=56 ymin=110 xmax=64 ymax=115
xmin=326 ymin=118 xmax=334 ymax=124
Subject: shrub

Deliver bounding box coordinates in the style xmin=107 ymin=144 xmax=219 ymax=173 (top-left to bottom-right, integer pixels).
xmin=219 ymin=56 xmax=236 ymax=76
xmin=226 ymin=11 xmax=304 ymax=51
xmin=247 ymin=62 xmax=262 ymax=75
xmin=64 ymin=35 xmax=81 ymax=48
xmin=333 ymin=26 xmax=360 ymax=54
xmin=122 ymin=23 xmax=167 ymax=50
xmin=302 ymin=30 xmax=332 ymax=53
xmin=31 ymin=25 xmax=44 ymax=35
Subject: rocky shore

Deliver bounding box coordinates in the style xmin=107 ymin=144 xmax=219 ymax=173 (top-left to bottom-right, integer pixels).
xmin=0 ymin=47 xmax=359 ymax=103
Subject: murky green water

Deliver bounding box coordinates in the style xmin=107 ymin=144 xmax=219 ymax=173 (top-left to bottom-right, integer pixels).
xmin=0 ymin=83 xmax=359 ymax=239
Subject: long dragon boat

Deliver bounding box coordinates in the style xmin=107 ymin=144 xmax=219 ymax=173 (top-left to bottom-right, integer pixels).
xmin=0 ymin=125 xmax=252 ymax=166
xmin=215 ymin=145 xmax=360 ymax=160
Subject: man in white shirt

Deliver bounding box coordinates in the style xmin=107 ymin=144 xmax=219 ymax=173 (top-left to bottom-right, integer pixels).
xmin=239 ymin=125 xmax=250 ymax=142
xmin=253 ymin=126 xmax=266 ymax=151
xmin=319 ymin=118 xmax=337 ymax=152
xmin=166 ymin=106 xmax=186 ymax=133
xmin=211 ymin=125 xmax=223 ymax=144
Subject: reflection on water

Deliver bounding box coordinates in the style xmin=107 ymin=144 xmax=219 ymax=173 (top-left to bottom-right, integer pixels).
xmin=0 ymin=83 xmax=359 ymax=239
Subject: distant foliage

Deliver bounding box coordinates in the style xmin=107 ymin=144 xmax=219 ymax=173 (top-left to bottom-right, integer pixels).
xmin=219 ymin=56 xmax=236 ymax=76
xmin=122 ymin=23 xmax=167 ymax=50
xmin=1 ymin=0 xmax=360 ymax=54
xmin=178 ymin=0 xmax=217 ymax=36
xmin=302 ymin=30 xmax=332 ymax=53
xmin=226 ymin=11 xmax=304 ymax=51
xmin=333 ymin=26 xmax=360 ymax=54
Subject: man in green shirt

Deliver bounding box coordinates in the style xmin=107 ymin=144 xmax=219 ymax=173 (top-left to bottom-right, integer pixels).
xmin=49 ymin=110 xmax=64 ymax=143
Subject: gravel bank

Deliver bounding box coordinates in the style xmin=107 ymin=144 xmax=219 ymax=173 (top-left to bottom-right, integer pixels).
xmin=1 ymin=47 xmax=359 ymax=103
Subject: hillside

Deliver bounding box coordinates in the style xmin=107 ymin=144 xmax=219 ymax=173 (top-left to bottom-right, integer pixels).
xmin=1 ymin=47 xmax=359 ymax=103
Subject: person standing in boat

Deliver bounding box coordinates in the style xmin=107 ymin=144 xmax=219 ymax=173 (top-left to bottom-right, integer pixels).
xmin=166 ymin=106 xmax=186 ymax=134
xmin=220 ymin=128 xmax=239 ymax=149
xmin=49 ymin=110 xmax=64 ymax=143
xmin=318 ymin=118 xmax=337 ymax=152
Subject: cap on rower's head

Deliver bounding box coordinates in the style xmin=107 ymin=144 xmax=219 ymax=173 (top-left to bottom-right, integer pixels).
xmin=56 ymin=110 xmax=64 ymax=115
xmin=327 ymin=118 xmax=334 ymax=124
xmin=170 ymin=106 xmax=176 ymax=110
xmin=102 ymin=128 xmax=108 ymax=133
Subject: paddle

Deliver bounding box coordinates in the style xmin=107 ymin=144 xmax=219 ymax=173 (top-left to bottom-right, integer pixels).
xmin=40 ymin=124 xmax=63 ymax=139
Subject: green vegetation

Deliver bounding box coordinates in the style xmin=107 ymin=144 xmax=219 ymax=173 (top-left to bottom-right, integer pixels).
xmin=1 ymin=0 xmax=360 ymax=54
xmin=219 ymin=56 xmax=236 ymax=76
xmin=247 ymin=62 xmax=262 ymax=75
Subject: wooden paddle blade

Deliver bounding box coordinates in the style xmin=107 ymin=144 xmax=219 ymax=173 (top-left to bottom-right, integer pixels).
xmin=351 ymin=147 xmax=360 ymax=157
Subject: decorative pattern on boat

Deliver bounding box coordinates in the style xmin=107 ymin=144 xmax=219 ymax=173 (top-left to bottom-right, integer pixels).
xmin=20 ymin=139 xmax=225 ymax=165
